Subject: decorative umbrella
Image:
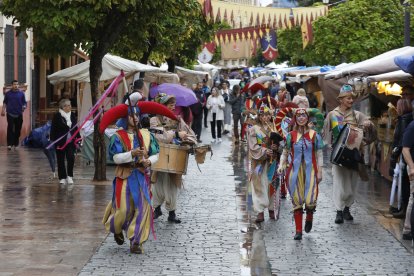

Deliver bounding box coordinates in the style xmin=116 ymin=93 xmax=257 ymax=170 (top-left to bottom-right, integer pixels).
xmin=149 ymin=83 xmax=198 ymax=106
xmin=248 ymin=76 xmax=276 ymax=88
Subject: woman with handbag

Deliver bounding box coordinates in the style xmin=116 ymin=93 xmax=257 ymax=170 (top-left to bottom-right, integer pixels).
xmin=206 ymin=87 xmax=225 ymax=143
xmin=50 ymin=99 xmax=81 ymax=185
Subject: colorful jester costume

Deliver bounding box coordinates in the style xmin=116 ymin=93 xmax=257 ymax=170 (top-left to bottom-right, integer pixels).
xmin=278 ymin=108 xmax=324 ymax=240
xmin=247 ymin=105 xmax=282 ymax=222
xmin=99 ymin=98 xmax=177 ymax=254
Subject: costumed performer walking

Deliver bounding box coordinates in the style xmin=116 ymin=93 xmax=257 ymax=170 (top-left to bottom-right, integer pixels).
xmin=248 ymin=104 xmax=282 ymax=223
xmin=101 ymin=93 xmax=176 ymax=254
xmin=277 ymin=108 xmax=324 ymax=240
xmin=322 ymin=84 xmax=373 ymax=224
xmin=150 ymin=93 xmax=197 ymax=223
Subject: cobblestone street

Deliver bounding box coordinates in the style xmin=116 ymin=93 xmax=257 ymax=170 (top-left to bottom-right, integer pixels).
xmin=0 ymin=128 xmax=414 ymax=276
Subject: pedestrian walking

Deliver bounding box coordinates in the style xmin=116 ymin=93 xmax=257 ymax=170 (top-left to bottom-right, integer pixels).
xmin=401 ymin=111 xmax=414 ymax=241
xmin=278 ymin=108 xmax=324 ymax=240
xmin=100 ymin=98 xmax=166 ymax=254
xmin=229 ymin=85 xmax=245 ymax=144
xmin=248 ymin=105 xmax=279 ymax=223
xmin=206 ymin=87 xmax=225 ymax=143
xmin=190 ymin=82 xmax=205 ymax=143
xmin=220 ymin=82 xmax=232 ymax=135
xmin=50 ymin=99 xmax=81 ymax=185
xmin=150 ymin=94 xmax=197 ymax=224
xmin=1 ymin=80 xmax=27 ymax=150
xmin=201 ymin=79 xmax=211 ymax=128
xmin=323 ymin=84 xmax=373 ymax=224
xmin=389 ymin=98 xmax=412 ymax=221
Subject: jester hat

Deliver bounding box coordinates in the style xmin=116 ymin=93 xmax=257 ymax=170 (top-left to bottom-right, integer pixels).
xmin=99 ymin=101 xmax=177 ymax=134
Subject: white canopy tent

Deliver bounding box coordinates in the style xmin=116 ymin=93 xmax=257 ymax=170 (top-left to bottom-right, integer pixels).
xmin=47 ymin=53 xmax=166 ymax=123
xmin=325 ymin=46 xmax=414 ymax=80
xmin=48 ymin=54 xmax=165 ymax=84
xmin=194 ymin=62 xmax=220 ymax=82
xmin=366 ymin=70 xmax=413 ymax=83
xmin=175 ymin=66 xmax=212 ymax=87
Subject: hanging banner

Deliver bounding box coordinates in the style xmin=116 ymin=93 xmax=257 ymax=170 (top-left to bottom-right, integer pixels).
xmin=301 ymin=19 xmax=313 ymax=49
xmin=261 ymin=29 xmax=278 ymax=61
xmin=198 ymin=42 xmax=216 ymax=63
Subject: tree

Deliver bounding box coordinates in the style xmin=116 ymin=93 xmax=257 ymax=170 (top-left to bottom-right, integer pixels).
xmin=0 ymin=0 xmax=210 ymax=180
xmin=311 ymin=0 xmax=405 ymax=65
xmin=112 ymin=2 xmax=215 ymax=72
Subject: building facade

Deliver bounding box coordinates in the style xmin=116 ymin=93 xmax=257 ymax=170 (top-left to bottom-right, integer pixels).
xmin=0 ymin=14 xmax=33 ymax=146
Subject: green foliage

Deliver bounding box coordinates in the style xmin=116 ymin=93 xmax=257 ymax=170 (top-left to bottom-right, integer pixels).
xmin=112 ymin=0 xmax=214 ymax=68
xmin=311 ymin=0 xmax=405 ymax=65
xmin=276 ymin=0 xmax=406 ymax=66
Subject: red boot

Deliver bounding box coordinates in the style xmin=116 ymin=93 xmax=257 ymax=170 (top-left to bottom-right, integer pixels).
xmin=305 ymin=209 xmax=314 ymax=233
xmin=294 ymin=209 xmax=303 ymax=240
xmin=280 ymin=178 xmax=287 ymax=198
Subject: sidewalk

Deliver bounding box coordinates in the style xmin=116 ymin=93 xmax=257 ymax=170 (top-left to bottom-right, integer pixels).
xmin=0 ymin=147 xmax=114 ymax=275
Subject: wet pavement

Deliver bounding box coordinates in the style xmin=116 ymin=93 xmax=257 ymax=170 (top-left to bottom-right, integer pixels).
xmin=0 ymin=127 xmax=414 ymax=275
xmin=0 ymin=147 xmax=114 ymax=276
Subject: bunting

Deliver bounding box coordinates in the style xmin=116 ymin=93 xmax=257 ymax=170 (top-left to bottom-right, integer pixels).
xmin=199 ymin=0 xmax=327 ymax=29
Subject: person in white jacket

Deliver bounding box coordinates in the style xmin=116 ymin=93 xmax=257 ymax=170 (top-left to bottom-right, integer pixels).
xmin=206 ymin=87 xmax=225 ymax=143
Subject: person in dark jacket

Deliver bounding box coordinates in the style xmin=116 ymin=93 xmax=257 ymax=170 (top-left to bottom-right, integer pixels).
xmin=389 ymin=98 xmax=413 ymax=221
xmin=228 ymin=85 xmax=244 ymax=144
xmin=50 ymin=99 xmax=81 ymax=184
xmin=190 ymin=82 xmax=205 ymax=143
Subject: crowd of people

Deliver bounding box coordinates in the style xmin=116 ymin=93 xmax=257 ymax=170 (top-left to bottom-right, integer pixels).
xmin=41 ymin=73 xmax=414 ymax=253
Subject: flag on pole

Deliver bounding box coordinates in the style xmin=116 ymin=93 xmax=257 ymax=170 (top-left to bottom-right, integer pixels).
xmin=260 ymin=29 xmax=278 ymax=61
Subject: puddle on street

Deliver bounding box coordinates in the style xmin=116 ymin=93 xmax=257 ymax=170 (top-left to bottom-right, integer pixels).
xmin=230 ymin=144 xmax=273 ymax=276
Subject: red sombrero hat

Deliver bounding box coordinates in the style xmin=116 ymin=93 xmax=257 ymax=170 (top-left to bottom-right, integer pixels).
xmin=99 ymin=102 xmax=177 ymax=134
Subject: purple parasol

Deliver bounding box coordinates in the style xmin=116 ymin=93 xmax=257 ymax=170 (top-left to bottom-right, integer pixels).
xmin=149 ymin=83 xmax=198 ymax=107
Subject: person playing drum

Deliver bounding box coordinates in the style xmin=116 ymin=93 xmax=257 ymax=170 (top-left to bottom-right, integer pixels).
xmin=323 ymin=84 xmax=371 ymax=224
xmin=150 ymin=94 xmax=197 ymax=223
xmin=247 ymin=104 xmax=281 ymax=223
xmin=100 ymin=96 xmax=175 ymax=254
xmin=277 ymin=108 xmax=324 ymax=240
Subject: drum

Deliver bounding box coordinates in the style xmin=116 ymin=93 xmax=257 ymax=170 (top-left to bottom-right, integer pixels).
xmin=152 ymin=143 xmax=190 ymax=174
xmin=330 ymin=124 xmax=364 ymax=170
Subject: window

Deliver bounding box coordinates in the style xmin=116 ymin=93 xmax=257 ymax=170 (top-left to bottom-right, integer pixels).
xmin=4 ymin=24 xmax=14 ymax=85
xmin=17 ymin=31 xmax=26 ymax=83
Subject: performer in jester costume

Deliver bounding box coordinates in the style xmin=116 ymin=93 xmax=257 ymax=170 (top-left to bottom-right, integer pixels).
xmin=100 ymin=94 xmax=177 ymax=254
xmin=248 ymin=104 xmax=283 ymax=223
xmin=278 ymin=108 xmax=324 ymax=240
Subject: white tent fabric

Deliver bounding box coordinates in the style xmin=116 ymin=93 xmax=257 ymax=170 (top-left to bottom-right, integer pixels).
xmin=366 ymin=70 xmax=413 ymax=82
xmin=48 ymin=54 xmax=165 ymax=84
xmin=265 ymin=61 xmax=288 ymax=69
xmin=175 ymin=66 xmax=211 ymax=86
xmin=325 ymin=46 xmax=414 ymax=80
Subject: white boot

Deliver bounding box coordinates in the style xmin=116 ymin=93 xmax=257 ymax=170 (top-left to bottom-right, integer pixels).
xmin=59 ymin=178 xmax=67 ymax=184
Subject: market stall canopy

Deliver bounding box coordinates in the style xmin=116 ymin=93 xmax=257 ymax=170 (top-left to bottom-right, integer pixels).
xmin=175 ymin=66 xmax=212 ymax=87
xmin=194 ymin=62 xmax=220 ymax=81
xmin=143 ymin=72 xmax=180 ymax=85
xmin=366 ymin=70 xmax=413 ymax=83
xmin=265 ymin=61 xmax=289 ymax=69
xmin=48 ymin=54 xmax=165 ymax=84
xmin=325 ymin=46 xmax=414 ymax=80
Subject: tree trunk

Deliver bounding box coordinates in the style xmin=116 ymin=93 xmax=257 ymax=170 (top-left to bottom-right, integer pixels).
xmin=90 ymin=52 xmax=107 ymax=181
xmin=166 ymin=57 xmax=175 ymax=73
